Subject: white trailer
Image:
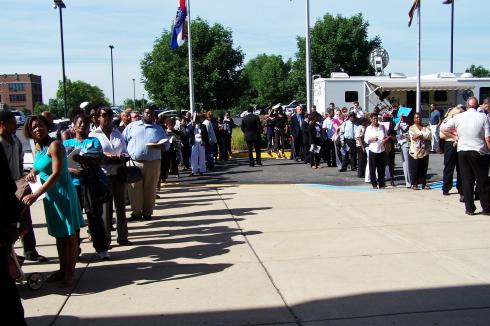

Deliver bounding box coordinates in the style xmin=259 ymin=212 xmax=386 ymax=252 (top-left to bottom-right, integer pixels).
xmin=313 ymin=72 xmax=490 ymax=116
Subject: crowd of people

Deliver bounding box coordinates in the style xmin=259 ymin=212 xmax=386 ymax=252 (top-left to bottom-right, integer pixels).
xmin=0 ymin=96 xmax=489 ymax=323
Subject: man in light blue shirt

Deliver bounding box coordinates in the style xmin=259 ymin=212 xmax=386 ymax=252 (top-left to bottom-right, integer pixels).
xmin=339 ymin=112 xmax=359 ymax=172
xmin=123 ymin=107 xmax=167 ymax=221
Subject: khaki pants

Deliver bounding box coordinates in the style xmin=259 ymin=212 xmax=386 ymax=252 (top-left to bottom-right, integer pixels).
xmin=128 ymin=160 xmax=161 ymax=217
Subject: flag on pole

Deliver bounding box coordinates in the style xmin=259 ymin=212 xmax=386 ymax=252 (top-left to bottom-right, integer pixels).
xmin=408 ymin=0 xmax=420 ymax=27
xmin=170 ymin=0 xmax=187 ymax=49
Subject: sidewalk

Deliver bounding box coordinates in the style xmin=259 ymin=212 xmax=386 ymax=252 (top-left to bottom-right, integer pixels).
xmin=19 ymin=183 xmax=490 ymax=325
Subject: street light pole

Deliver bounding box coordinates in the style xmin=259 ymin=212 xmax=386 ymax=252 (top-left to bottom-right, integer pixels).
xmin=109 ymin=45 xmax=115 ymax=106
xmin=443 ymin=0 xmax=454 ymax=73
xmin=305 ymin=0 xmax=312 ymax=114
xmin=142 ymin=94 xmax=145 ymax=110
xmin=54 ymin=0 xmax=67 ymax=118
xmin=132 ymin=78 xmax=136 ymax=110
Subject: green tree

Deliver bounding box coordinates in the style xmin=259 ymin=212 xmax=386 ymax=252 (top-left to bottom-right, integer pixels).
xmin=32 ymin=103 xmax=49 ymax=115
xmin=122 ymin=98 xmax=151 ymax=111
xmin=141 ymin=18 xmax=244 ymax=111
xmin=240 ymin=54 xmax=293 ymax=106
xmin=289 ymin=13 xmax=381 ymax=101
xmin=55 ymin=79 xmax=109 ymax=115
xmin=466 ymin=64 xmax=490 ymax=77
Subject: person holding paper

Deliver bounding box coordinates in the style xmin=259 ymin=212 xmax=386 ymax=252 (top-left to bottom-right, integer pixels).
xmin=89 ymin=107 xmax=132 ymax=247
xmin=123 ymin=107 xmax=167 ymax=221
xmin=22 ymin=115 xmax=84 ymax=287
xmin=408 ymin=113 xmax=432 ymax=190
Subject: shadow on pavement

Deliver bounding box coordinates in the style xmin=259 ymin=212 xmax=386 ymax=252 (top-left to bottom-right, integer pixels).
xmin=26 ymin=284 xmax=490 ymax=325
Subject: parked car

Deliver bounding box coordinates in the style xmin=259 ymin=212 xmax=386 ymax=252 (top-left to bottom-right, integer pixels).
xmin=12 ymin=111 xmax=26 ymax=127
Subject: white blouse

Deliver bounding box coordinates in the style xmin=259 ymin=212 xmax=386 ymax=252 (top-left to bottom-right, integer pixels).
xmin=89 ymin=127 xmax=128 ymax=175
xmin=364 ymin=124 xmax=387 ymax=153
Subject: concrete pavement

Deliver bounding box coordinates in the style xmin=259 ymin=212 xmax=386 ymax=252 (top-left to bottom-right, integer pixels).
xmin=18 ymin=182 xmax=490 ymax=325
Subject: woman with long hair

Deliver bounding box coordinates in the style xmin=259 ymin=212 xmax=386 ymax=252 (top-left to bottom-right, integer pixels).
xmin=23 ymin=115 xmax=84 ymax=287
xmin=408 ymin=113 xmax=432 ymax=190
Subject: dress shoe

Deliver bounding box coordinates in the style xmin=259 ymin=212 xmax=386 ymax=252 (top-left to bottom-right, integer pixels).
xmin=117 ymin=239 xmax=133 ymax=246
xmin=482 ymin=211 xmax=490 ymax=216
xmin=390 ymin=180 xmax=396 ymax=187
xmin=25 ymin=251 xmax=48 ymax=262
xmin=459 ymin=196 xmax=465 ymax=203
xmin=127 ymin=214 xmax=142 ymax=222
xmin=142 ymin=215 xmax=152 ymax=221
xmin=338 ymin=168 xmax=347 ymax=172
xmin=442 ymin=191 xmax=450 ymax=196
xmin=465 ymin=211 xmax=475 ymax=216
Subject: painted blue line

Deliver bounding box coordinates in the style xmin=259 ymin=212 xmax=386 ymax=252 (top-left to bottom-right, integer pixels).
xmin=301 ymin=184 xmax=380 ymax=192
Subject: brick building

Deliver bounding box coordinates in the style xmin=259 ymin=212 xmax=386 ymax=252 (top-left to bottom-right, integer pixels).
xmin=0 ymin=73 xmax=43 ymax=111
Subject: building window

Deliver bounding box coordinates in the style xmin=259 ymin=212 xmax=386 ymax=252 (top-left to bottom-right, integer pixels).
xmin=480 ymin=87 xmax=490 ymax=103
xmin=434 ymin=91 xmax=448 ymax=102
xmin=345 ymin=91 xmax=358 ymax=102
xmin=9 ymin=83 xmax=25 ymax=91
xmin=10 ymin=94 xmax=26 ymax=102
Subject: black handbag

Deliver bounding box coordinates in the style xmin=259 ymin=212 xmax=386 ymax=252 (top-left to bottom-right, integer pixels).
xmin=116 ymin=159 xmax=143 ymax=184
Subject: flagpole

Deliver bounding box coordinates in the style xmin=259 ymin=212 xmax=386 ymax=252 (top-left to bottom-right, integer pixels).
xmin=416 ymin=2 xmax=421 ymax=114
xmin=305 ymin=0 xmax=312 ymax=113
xmin=186 ymin=0 xmax=195 ymax=114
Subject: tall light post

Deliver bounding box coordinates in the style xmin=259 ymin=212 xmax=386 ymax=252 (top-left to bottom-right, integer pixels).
xmin=109 ymin=45 xmax=115 ymax=106
xmin=305 ymin=0 xmax=312 ymax=113
xmin=53 ymin=0 xmax=67 ymax=118
xmin=443 ymin=0 xmax=455 ymax=73
xmin=132 ymin=78 xmax=136 ymax=109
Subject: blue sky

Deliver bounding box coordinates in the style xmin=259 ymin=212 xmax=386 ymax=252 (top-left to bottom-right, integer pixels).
xmin=1 ymin=0 xmax=488 ymax=105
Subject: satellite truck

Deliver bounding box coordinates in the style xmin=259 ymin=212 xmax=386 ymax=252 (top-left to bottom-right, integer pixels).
xmin=313 ymin=47 xmax=490 ymax=117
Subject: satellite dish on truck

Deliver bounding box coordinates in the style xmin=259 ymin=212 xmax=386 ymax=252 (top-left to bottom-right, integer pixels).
xmin=370 ymin=48 xmax=389 ymax=76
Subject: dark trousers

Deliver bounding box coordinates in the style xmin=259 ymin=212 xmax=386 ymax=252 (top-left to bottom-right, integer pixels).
xmin=76 ymin=185 xmax=109 ymax=253
xmin=102 ymin=175 xmax=128 ymax=245
xmin=409 ymin=155 xmax=429 ymax=187
xmin=225 ymin=133 xmax=232 ymax=157
xmin=357 ymin=147 xmax=367 ymax=178
xmin=385 ymin=148 xmax=395 ymax=181
xmin=247 ymin=140 xmax=261 ymax=166
xmin=325 ymin=139 xmax=336 ymax=166
xmin=0 ymin=249 xmax=26 ymax=325
xmin=369 ymin=151 xmax=386 ymax=187
xmin=442 ymin=141 xmax=461 ymax=193
xmin=274 ymin=129 xmax=285 ymax=152
xmin=182 ymin=143 xmax=191 ymax=169
xmin=341 ymin=139 xmax=357 ymax=170
xmin=206 ymin=142 xmax=216 ymax=168
xmin=267 ymin=133 xmax=273 ymax=152
xmin=218 ymin=134 xmax=229 ymax=160
xmin=310 ymin=152 xmax=320 ymax=167
xmin=161 ymin=150 xmax=179 ymax=181
xmin=293 ymin=134 xmax=303 ymax=160
xmin=458 ymin=151 xmax=490 ymax=213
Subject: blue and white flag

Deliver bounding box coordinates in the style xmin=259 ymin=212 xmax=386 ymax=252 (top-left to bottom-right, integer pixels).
xmin=170 ymin=0 xmax=187 ymax=49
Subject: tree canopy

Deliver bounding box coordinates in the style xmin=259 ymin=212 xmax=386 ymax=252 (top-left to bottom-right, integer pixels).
xmin=240 ymin=54 xmax=293 ymax=106
xmin=141 ymin=18 xmax=244 ymax=111
xmin=56 ymin=79 xmax=109 ymax=113
xmin=289 ymin=13 xmax=381 ymax=101
xmin=466 ymin=64 xmax=490 ymax=78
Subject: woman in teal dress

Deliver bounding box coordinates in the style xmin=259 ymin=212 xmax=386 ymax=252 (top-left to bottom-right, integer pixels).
xmin=22 ymin=115 xmax=84 ymax=287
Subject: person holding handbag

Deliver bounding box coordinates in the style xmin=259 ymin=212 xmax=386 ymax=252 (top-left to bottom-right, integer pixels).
xmin=89 ymin=107 xmax=132 ymax=247
xmin=408 ymin=113 xmax=432 ymax=190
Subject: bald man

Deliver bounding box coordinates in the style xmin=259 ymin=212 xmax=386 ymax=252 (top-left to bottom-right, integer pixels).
xmin=441 ymin=97 xmax=490 ymax=215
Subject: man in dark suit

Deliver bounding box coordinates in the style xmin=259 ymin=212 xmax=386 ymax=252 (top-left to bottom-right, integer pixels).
xmin=241 ymin=107 xmax=262 ymax=167
xmin=0 ymin=143 xmax=26 ymax=325
xmin=290 ymin=105 xmax=305 ymax=161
